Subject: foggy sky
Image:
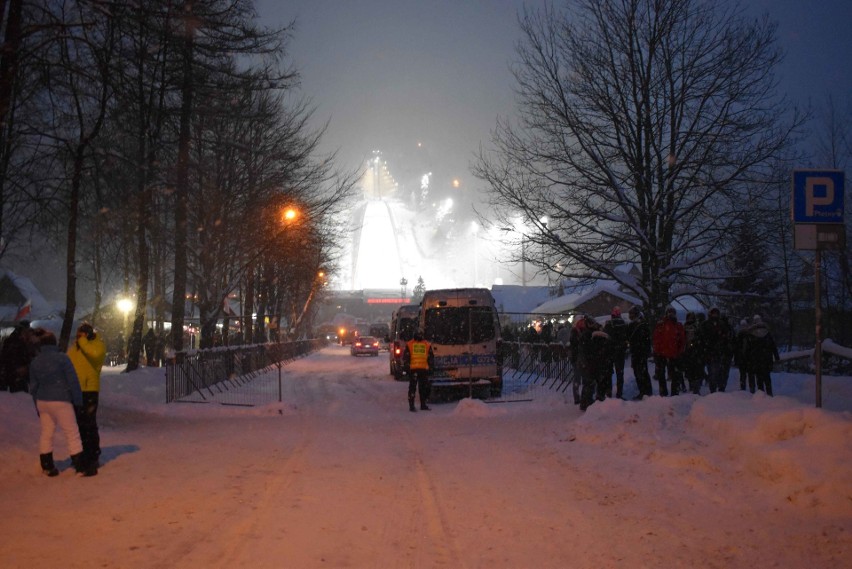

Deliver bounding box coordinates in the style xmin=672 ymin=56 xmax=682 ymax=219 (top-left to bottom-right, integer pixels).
xmin=11 ymin=0 xmax=852 ymax=300
xmin=258 ymin=0 xmax=852 ymax=188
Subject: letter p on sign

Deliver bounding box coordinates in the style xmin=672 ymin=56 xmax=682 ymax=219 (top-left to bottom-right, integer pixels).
xmin=806 ymin=177 xmax=835 ymax=216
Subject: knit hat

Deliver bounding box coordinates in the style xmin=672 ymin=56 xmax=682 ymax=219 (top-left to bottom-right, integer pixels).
xmin=752 ymin=314 xmax=762 ymax=324
xmin=740 ymin=319 xmax=748 ymax=327
xmin=611 ymin=306 xmax=621 ymax=317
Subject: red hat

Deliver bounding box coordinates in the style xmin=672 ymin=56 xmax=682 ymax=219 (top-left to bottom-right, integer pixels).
xmin=611 ymin=306 xmax=621 ymax=317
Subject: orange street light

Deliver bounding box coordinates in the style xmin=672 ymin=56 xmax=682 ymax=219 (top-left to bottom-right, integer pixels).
xmin=281 ymin=206 xmax=299 ymax=223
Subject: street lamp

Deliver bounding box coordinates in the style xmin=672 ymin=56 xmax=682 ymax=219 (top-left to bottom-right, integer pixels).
xmin=281 ymin=206 xmax=299 ymax=224
xmin=116 ymin=297 xmax=134 ymax=317
xmin=400 ymin=277 xmax=408 ymax=299
xmin=116 ymin=296 xmax=134 ymax=337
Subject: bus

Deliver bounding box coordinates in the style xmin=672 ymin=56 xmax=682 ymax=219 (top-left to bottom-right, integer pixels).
xmin=419 ymin=288 xmax=502 ymax=397
xmin=388 ymin=304 xmax=420 ymax=380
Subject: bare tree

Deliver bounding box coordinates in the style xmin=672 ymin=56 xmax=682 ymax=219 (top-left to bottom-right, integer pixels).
xmin=168 ymin=0 xmax=294 ymax=353
xmin=475 ymin=0 xmax=800 ymax=318
xmin=26 ymin=0 xmax=117 ymax=348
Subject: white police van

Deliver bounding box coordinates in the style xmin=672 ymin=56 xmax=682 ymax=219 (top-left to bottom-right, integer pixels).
xmin=418 ymin=288 xmax=502 ymax=398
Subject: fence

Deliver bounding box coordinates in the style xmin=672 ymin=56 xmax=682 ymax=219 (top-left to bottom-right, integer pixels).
xmin=486 ymin=312 xmax=578 ymax=403
xmin=490 ymin=341 xmax=577 ymax=402
xmin=165 ymin=339 xmax=326 ymax=405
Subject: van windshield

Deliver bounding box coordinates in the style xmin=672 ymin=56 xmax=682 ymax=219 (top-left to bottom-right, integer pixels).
xmin=424 ymin=306 xmax=496 ymax=345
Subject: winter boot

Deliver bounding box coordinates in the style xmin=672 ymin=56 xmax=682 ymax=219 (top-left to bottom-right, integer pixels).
xmin=409 ymin=398 xmax=416 ymax=412
xmin=420 ymin=403 xmax=430 ymax=411
xmin=71 ymin=452 xmax=97 ymax=477
xmin=39 ymin=453 xmax=59 ymax=477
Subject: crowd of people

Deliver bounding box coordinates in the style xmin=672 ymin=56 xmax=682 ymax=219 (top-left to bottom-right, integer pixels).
xmin=0 ymin=320 xmax=106 ymax=477
xmin=564 ymin=306 xmax=780 ymax=411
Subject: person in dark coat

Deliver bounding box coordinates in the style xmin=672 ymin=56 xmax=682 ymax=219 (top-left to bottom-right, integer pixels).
xmin=652 ymin=307 xmax=685 ymax=396
xmin=578 ymin=316 xmax=610 ymax=411
xmin=28 ymin=330 xmax=95 ymax=477
xmin=627 ymin=306 xmax=652 ymax=399
xmin=1 ymin=320 xmax=36 ymax=392
xmin=569 ymin=316 xmax=588 ymax=405
xmin=699 ymin=307 xmax=733 ymax=393
xmin=603 ymin=306 xmax=629 ymax=399
xmin=733 ymin=319 xmax=750 ymax=390
xmin=680 ymin=312 xmax=705 ymax=394
xmin=142 ymin=328 xmax=156 ymax=366
xmin=744 ymin=315 xmax=780 ymax=395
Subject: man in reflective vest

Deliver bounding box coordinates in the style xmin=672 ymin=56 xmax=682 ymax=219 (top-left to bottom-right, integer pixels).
xmin=404 ymin=331 xmax=434 ymax=412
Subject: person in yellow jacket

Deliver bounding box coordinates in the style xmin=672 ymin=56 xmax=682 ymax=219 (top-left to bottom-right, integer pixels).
xmin=404 ymin=331 xmax=434 ymax=412
xmin=67 ymin=322 xmax=106 ymax=471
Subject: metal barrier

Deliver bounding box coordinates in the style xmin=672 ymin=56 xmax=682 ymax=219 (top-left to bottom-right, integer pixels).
xmin=165 ymin=339 xmax=327 ymax=405
xmin=490 ymin=340 xmax=577 ymax=403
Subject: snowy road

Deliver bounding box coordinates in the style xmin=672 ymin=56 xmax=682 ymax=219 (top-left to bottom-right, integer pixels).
xmin=1 ymin=345 xmax=850 ymax=568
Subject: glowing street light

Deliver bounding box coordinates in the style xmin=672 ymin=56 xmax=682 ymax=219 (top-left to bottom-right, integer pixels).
xmin=116 ymin=297 xmax=134 ymax=316
xmin=116 ymin=296 xmax=135 ymax=335
xmin=281 ymin=206 xmax=299 ymax=224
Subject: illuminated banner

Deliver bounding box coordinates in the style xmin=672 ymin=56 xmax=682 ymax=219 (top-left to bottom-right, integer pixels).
xmin=366 ymin=298 xmax=411 ymax=304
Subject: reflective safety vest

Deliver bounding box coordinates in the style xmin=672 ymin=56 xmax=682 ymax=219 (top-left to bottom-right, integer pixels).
xmin=406 ymin=340 xmax=431 ymax=371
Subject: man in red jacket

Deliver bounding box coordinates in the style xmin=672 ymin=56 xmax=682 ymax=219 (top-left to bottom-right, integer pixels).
xmin=652 ymin=307 xmax=686 ymax=396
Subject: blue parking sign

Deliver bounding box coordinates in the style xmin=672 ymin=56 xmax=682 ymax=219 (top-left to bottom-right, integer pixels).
xmin=792 ymin=170 xmax=845 ymax=223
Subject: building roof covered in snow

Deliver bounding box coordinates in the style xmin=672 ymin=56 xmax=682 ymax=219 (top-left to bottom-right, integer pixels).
xmin=532 ymin=281 xmax=642 ymax=319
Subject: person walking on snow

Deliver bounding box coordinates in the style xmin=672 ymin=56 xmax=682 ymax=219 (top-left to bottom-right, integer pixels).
xmin=577 ymin=315 xmax=610 ymax=411
xmin=404 ymin=331 xmax=434 ymax=412
xmin=68 ymin=323 xmax=106 ymax=473
xmin=681 ymin=312 xmax=705 ymax=394
xmin=627 ymin=307 xmax=653 ymax=399
xmin=569 ymin=316 xmax=589 ymax=405
xmin=743 ymin=315 xmax=780 ymax=395
xmin=653 ymin=307 xmax=685 ymax=396
xmin=603 ymin=306 xmax=628 ymax=399
xmin=699 ymin=307 xmax=733 ymax=393
xmin=29 ymin=330 xmax=95 ymax=477
xmin=733 ymin=319 xmax=750 ymax=390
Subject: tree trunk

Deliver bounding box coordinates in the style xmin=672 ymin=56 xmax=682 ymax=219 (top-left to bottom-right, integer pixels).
xmin=170 ymin=3 xmax=194 ymax=353
xmin=60 ymin=146 xmax=86 ymax=350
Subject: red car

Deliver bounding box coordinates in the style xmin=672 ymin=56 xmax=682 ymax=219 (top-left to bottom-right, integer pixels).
xmin=350 ymin=336 xmax=380 ymax=357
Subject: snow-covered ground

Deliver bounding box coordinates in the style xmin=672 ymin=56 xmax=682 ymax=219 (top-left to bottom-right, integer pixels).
xmin=1 ymin=345 xmax=850 ymax=568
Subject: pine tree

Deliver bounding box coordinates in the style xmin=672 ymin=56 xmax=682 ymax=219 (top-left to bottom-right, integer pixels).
xmin=719 ymin=219 xmax=781 ymax=324
xmin=412 ymin=276 xmax=426 ymax=302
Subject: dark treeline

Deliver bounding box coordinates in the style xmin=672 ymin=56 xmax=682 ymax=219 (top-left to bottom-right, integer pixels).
xmin=0 ymin=0 xmax=356 ymax=369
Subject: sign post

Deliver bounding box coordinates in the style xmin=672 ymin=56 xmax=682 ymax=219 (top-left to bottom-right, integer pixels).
xmin=792 ymin=170 xmax=846 ymax=408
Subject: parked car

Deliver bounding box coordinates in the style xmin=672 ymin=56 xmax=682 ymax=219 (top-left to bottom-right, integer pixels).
xmin=350 ymin=336 xmax=380 ymax=357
